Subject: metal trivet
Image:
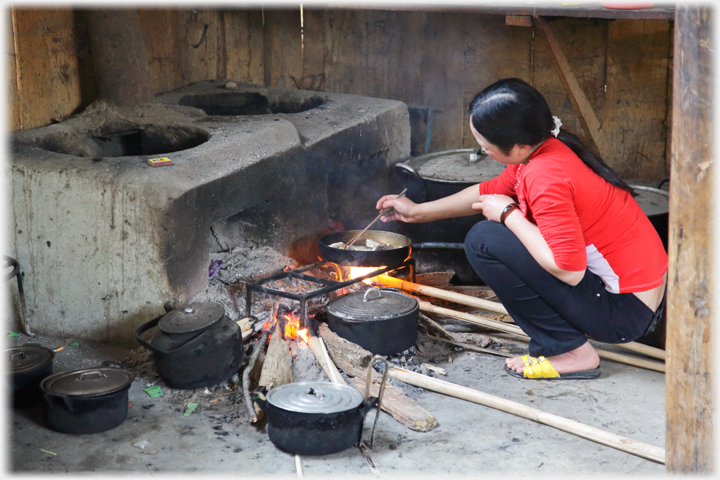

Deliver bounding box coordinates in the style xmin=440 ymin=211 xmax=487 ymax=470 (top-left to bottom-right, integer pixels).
xmin=244 ymin=258 xmax=415 ymax=329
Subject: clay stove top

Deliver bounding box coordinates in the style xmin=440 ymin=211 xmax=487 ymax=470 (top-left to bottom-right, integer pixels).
xmin=9 ymin=81 xmax=410 ymax=345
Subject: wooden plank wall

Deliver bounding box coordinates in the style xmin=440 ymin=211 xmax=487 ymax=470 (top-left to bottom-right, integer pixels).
xmin=8 ymin=7 xmax=672 ymax=182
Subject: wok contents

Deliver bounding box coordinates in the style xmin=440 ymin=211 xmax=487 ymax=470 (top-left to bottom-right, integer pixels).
xmin=329 ymin=238 xmax=395 ymax=251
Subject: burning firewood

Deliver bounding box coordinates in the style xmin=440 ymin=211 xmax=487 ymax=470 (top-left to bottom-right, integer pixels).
xmin=317 ymin=323 xmax=437 ymax=432
xmin=252 ymin=327 xmax=294 ymax=421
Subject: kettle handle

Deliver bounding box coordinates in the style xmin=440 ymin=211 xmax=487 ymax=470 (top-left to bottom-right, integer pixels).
xmin=134 ymin=315 xmax=211 ymax=357
xmin=134 ymin=316 xmax=163 ymax=354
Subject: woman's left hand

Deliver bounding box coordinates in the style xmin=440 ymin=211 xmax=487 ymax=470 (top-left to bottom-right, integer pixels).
xmin=472 ymin=194 xmax=516 ymax=223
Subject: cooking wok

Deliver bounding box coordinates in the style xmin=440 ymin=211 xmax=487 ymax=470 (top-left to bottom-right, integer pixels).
xmin=318 ymin=230 xmax=411 ymax=267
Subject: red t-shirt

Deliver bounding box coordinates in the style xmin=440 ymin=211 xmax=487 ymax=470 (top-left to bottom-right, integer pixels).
xmin=478 ymin=138 xmax=668 ymax=294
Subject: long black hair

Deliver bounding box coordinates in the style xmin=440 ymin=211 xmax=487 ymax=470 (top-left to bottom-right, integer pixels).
xmin=468 ymin=78 xmax=634 ymax=195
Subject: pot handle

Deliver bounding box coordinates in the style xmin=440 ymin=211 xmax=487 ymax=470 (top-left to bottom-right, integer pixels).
xmin=362 ymin=288 xmax=383 ymax=303
xmin=394 ymin=162 xmax=427 ymax=203
xmin=361 ymin=355 xmax=389 ymax=449
xmin=134 ymin=315 xmax=209 ymax=356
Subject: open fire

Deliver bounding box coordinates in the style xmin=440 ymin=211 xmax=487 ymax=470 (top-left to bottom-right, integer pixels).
xmin=262 ymin=308 xmax=309 ymax=343
xmin=345 ymin=266 xmax=385 ymax=284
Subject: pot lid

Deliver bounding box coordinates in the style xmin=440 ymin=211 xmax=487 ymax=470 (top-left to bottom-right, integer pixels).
xmin=41 ymin=367 xmax=135 ymax=397
xmin=6 ymin=344 xmax=54 ymax=374
xmin=403 ymin=149 xmax=506 ymax=183
xmin=629 ymin=185 xmax=669 ymax=216
xmin=158 ymin=302 xmax=225 ymax=335
xmin=267 ymin=381 xmax=363 ymax=414
xmin=327 ymin=288 xmax=418 ymax=322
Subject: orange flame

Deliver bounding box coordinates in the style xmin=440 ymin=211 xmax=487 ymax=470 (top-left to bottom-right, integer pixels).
xmin=347 ymin=266 xmax=385 ymax=285
xmin=264 ymin=310 xmax=308 ymax=343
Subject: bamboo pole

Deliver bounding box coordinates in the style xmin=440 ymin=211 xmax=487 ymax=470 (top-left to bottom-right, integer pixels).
xmin=388 ymin=367 xmax=665 ymax=464
xmin=418 ymin=301 xmax=666 ymax=373
xmin=377 ymin=275 xmax=666 ymax=361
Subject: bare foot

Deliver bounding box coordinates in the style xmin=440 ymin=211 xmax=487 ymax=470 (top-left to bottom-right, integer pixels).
xmin=505 ymin=341 xmax=599 ymax=375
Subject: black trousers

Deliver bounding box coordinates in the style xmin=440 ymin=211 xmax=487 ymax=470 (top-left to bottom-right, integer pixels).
xmin=464 ymin=221 xmax=661 ymax=358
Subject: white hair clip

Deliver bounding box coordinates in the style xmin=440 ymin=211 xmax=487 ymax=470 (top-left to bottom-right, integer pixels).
xmin=551 ymin=116 xmax=562 ymax=137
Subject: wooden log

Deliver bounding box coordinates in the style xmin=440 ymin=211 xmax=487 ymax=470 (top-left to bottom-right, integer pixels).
xmin=236 ymin=317 xmax=255 ymax=341
xmin=389 ymin=367 xmax=665 ymax=464
xmin=253 ymin=330 xmax=293 ymax=421
xmin=419 ymin=301 xmax=666 ymax=373
xmin=378 ymin=275 xmax=666 ymax=361
xmin=418 ymin=312 xmax=455 ymax=341
xmin=318 ymin=323 xmax=437 ymax=432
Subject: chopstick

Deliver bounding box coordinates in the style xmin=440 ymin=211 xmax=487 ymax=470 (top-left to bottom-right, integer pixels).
xmin=345 ymin=188 xmax=407 ymax=248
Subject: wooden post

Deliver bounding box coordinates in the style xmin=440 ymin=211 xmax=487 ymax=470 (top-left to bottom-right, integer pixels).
xmin=666 ymin=4 xmax=714 ymax=473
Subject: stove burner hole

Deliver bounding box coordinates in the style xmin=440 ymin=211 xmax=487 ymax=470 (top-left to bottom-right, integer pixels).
xmin=37 ymin=125 xmax=210 ymax=158
xmin=178 ymin=92 xmax=325 ymax=116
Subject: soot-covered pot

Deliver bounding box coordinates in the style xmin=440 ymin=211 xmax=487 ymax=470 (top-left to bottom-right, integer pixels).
xmin=326 ymin=287 xmax=419 ymax=355
xmin=135 ymin=302 xmax=244 ymax=389
xmin=40 ymin=362 xmax=134 ymax=434
xmin=7 ymin=343 xmax=56 ymax=406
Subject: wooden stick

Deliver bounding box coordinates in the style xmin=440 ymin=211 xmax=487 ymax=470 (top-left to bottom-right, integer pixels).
xmin=418 ymin=301 xmax=666 ymax=373
xmin=377 ymin=275 xmax=666 ymax=361
xmin=295 ymin=455 xmax=303 ymax=478
xmin=307 ymin=326 xmax=347 ymax=385
xmin=388 ymin=367 xmax=665 ymax=464
xmin=345 ymin=188 xmax=407 ymax=247
xmin=419 ymin=334 xmax=513 ymax=358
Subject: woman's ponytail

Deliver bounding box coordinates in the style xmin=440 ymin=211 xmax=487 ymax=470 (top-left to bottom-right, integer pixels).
xmin=556 ymin=128 xmax=635 ymax=195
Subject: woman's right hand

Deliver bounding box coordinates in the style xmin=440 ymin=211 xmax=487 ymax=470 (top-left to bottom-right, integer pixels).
xmin=376 ymin=195 xmax=419 ymax=223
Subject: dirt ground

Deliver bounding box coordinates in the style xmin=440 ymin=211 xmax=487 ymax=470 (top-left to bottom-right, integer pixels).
xmin=5 ymin=251 xmax=667 ymax=477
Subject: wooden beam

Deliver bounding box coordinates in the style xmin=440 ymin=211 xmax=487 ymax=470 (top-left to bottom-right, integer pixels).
xmin=505 ymin=15 xmax=533 ymax=27
xmin=665 ymin=4 xmax=714 ymax=473
xmin=532 ymin=15 xmax=615 ymax=162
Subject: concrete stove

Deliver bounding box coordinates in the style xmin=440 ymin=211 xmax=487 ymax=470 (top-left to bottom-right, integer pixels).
xmin=9 ymin=81 xmax=410 ymax=345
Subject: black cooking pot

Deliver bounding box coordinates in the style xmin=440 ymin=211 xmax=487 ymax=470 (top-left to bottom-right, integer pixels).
xmin=40 ymin=362 xmax=134 ymax=434
xmin=255 ymin=357 xmax=389 ymax=455
xmin=7 ymin=343 xmax=56 ymax=407
xmin=629 ymin=185 xmax=669 ymax=252
xmin=319 ymin=230 xmax=411 ymax=267
xmin=326 ymin=287 xmax=419 ymax=356
xmin=135 ymin=302 xmax=244 ymax=389
xmin=394 ymin=149 xmax=503 ymax=244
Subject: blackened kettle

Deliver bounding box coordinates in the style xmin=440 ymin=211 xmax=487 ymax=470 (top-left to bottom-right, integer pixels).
xmin=135 ymin=302 xmax=244 ymax=389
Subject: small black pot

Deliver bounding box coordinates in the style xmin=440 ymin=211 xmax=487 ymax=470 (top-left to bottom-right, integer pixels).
xmin=326 ymin=288 xmax=419 ymax=356
xmin=40 ymin=362 xmax=134 ymax=434
xmin=255 ymin=358 xmax=389 ymax=455
xmin=7 ymin=344 xmax=56 ymax=407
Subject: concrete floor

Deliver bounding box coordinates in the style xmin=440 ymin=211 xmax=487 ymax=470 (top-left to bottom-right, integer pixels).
xmin=5 ymin=325 xmax=666 ymax=477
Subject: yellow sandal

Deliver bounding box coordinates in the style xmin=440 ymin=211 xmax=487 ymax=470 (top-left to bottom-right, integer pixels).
xmin=504 ymin=355 xmax=601 ymax=380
